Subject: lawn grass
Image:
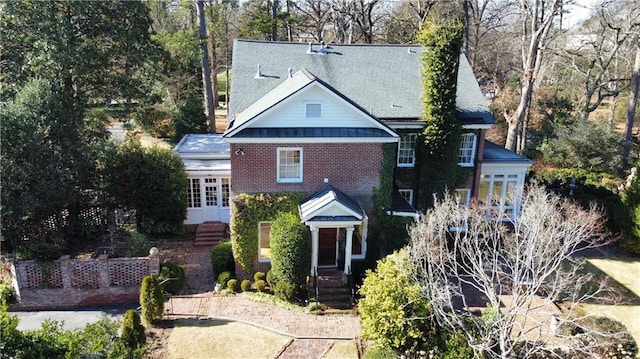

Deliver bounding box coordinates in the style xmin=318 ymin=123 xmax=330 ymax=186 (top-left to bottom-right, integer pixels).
xmin=322 ymin=340 xmax=359 ymax=359
xmin=580 ymin=257 xmax=640 ymax=356
xmin=166 ymin=319 xmax=290 ymax=359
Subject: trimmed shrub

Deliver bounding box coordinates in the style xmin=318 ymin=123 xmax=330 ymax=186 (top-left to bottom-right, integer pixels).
xmin=269 ymin=212 xmax=311 ymax=302
xmin=158 ymin=261 xmax=185 ymax=295
xmin=255 ymin=279 xmax=266 ymax=293
xmin=210 ymin=241 xmax=234 ymax=278
xmin=126 ymin=232 xmax=149 ymax=257
xmin=139 ymin=275 xmax=164 ymax=325
xmin=120 ymin=309 xmax=146 ymax=352
xmin=272 ymin=280 xmax=296 ymax=302
xmin=15 ymin=242 xmax=61 ymax=261
xmin=227 ymin=279 xmax=238 ymax=292
xmin=253 ymin=271 xmax=266 ymax=283
xmin=240 ymin=279 xmax=252 ymax=292
xmin=217 ymin=271 xmax=232 ymax=286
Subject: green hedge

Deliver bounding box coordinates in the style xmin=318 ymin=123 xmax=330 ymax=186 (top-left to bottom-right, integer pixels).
xmin=158 ymin=261 xmax=185 ymax=295
xmin=230 ymin=192 xmax=303 ymax=273
xmin=269 ymin=212 xmax=311 ymax=301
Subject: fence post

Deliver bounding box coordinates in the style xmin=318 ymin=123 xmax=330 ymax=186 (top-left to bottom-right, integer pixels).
xmin=59 ymin=255 xmax=72 ymax=289
xmin=97 ymin=254 xmax=110 ymax=288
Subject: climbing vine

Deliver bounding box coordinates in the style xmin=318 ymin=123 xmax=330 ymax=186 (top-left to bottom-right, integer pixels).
xmin=416 ymin=21 xmax=464 ymax=209
xmin=230 ymin=192 xmax=304 ymax=273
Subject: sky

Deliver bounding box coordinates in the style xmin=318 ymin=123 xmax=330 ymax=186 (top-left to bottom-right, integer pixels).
xmin=563 ymin=0 xmax=599 ymax=29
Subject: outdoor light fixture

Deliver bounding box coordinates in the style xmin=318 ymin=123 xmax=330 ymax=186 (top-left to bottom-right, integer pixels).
xmin=235 ymin=148 xmax=245 ymax=156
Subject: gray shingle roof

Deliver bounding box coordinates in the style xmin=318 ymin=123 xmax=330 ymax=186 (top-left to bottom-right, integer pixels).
xmin=299 ymin=184 xmax=366 ymax=222
xmin=229 ymin=40 xmax=494 ymax=126
xmin=483 ymin=141 xmax=534 ymax=163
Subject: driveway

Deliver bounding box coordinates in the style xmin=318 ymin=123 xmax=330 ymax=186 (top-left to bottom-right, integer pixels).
xmin=14 ymin=304 xmax=138 ymax=331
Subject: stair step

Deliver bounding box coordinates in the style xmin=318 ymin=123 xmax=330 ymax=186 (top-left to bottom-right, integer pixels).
xmin=321 ymin=300 xmax=354 ymax=310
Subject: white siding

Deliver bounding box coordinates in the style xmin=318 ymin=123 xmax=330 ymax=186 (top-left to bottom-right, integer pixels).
xmin=251 ymin=85 xmax=374 ymax=128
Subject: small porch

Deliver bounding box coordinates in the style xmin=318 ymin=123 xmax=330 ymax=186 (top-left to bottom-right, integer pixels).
xmin=299 ymin=185 xmax=367 ymax=275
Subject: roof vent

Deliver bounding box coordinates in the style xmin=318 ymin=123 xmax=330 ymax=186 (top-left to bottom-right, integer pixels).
xmin=307 ymin=42 xmax=313 ymax=54
xmin=407 ymin=48 xmax=416 ymax=54
xmin=288 ymin=68 xmax=293 ymax=78
xmin=255 ymin=64 xmax=265 ymax=79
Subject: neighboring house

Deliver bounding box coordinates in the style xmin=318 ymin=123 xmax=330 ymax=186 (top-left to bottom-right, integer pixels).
xmin=177 ymin=39 xmax=532 ymax=276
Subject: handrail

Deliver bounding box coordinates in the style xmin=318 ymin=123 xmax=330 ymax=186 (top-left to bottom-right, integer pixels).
xmin=347 ymin=265 xmax=355 ymax=305
xmin=313 ymin=266 xmax=319 ymax=304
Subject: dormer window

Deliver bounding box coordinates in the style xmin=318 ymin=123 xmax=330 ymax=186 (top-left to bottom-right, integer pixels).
xmin=306 ymin=103 xmax=321 ymax=118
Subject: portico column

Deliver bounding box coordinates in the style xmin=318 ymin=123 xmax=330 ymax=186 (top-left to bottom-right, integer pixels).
xmin=344 ymin=226 xmax=354 ymax=274
xmin=310 ymin=225 xmax=319 ymax=276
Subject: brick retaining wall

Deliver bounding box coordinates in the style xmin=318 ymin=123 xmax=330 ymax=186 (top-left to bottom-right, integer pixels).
xmin=9 ymin=254 xmax=160 ymax=310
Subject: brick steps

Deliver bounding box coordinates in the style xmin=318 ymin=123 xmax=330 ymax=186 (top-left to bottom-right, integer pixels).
xmin=194 ymin=221 xmax=228 ymax=247
xmin=313 ymin=270 xmax=354 ymax=311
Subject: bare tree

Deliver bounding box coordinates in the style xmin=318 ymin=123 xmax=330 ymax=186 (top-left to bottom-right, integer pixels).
xmin=408 ymin=185 xmax=621 ymax=359
xmin=504 ymin=0 xmax=563 ymax=152
xmin=294 ymin=0 xmax=332 ymax=41
xmin=559 ymin=0 xmax=640 ymax=121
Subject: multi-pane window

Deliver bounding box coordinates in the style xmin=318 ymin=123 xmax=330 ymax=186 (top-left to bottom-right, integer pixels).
xmin=397 ymin=133 xmax=417 ymax=167
xmin=454 ymin=188 xmax=471 ymax=206
xmin=277 ymin=148 xmax=303 ymax=183
xmin=399 ymin=189 xmax=413 ymax=204
xmin=306 ymin=103 xmax=321 ymax=118
xmin=187 ymin=178 xmax=201 ymax=208
xmin=258 ymin=222 xmax=271 ymax=262
xmin=458 ymin=133 xmax=477 ymax=166
xmin=204 ymin=178 xmax=217 ymax=206
xmin=478 ymin=174 xmax=520 ymax=218
xmin=221 ymin=178 xmax=230 ymax=207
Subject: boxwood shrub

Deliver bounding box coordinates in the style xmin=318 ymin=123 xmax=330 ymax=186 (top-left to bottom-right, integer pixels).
xmin=227 ymin=279 xmax=238 ymax=292
xmin=158 ymin=261 xmax=185 ymax=295
xmin=240 ymin=279 xmax=252 ymax=292
xmin=210 ymin=241 xmax=234 ymax=278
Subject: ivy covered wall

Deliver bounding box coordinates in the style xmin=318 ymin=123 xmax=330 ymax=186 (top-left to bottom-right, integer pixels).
xmin=230 ymin=192 xmax=304 ymax=273
xmin=415 ymin=21 xmax=464 ymax=210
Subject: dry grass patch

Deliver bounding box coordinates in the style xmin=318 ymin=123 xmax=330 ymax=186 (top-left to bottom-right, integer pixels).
xmin=166 ymin=319 xmax=290 ymax=359
xmin=322 ymin=340 xmax=359 ymax=359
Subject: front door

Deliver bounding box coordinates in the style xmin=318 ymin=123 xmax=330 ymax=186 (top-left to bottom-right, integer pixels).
xmin=318 ymin=228 xmax=337 ymax=267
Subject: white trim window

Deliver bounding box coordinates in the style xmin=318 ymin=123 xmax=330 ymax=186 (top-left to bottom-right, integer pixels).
xmin=399 ymin=189 xmax=414 ymax=204
xmin=454 ymin=188 xmax=471 ymax=206
xmin=187 ymin=178 xmax=201 ymax=208
xmin=458 ymin=133 xmax=477 ymax=167
xmin=305 ymin=103 xmax=322 ymax=118
xmin=277 ymin=148 xmax=303 ymax=183
xmin=478 ymin=173 xmax=521 ymax=219
xmin=397 ymin=133 xmax=417 ymax=167
xmin=221 ymin=178 xmax=230 ymax=207
xmin=258 ymin=222 xmax=271 ymax=262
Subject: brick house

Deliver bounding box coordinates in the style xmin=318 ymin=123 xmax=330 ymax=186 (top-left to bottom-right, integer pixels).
xmin=179 ymin=40 xmax=532 ymax=275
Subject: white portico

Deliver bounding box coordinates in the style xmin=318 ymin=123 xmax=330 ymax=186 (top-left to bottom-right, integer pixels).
xmin=299 ymin=185 xmax=368 ymax=275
